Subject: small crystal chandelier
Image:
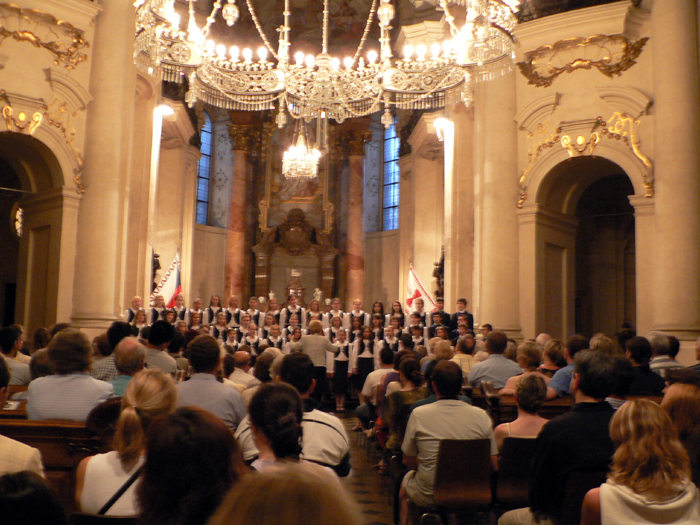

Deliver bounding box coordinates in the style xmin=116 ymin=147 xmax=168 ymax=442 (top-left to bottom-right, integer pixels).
xmin=282 ymin=118 xmax=322 ymax=179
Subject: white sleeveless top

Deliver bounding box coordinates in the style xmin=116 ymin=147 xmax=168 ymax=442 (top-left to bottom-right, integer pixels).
xmin=600 ymin=480 xmax=700 ymax=525
xmin=80 ymin=451 xmax=143 ymax=516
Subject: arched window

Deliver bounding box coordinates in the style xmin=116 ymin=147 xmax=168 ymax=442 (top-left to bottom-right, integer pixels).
xmin=382 ymin=116 xmax=400 ymax=230
xmin=196 ymin=112 xmax=212 ymax=225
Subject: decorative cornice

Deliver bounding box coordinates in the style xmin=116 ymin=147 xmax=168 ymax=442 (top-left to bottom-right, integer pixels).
xmin=517 ymin=34 xmax=648 ymax=88
xmin=344 ymin=129 xmax=372 ymax=156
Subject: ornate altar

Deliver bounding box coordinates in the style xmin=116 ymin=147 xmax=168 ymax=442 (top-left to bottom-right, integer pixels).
xmin=252 ymin=208 xmax=338 ymax=305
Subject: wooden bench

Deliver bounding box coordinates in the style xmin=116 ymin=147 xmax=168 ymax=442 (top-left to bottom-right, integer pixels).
xmin=0 ymin=419 xmax=108 ymax=513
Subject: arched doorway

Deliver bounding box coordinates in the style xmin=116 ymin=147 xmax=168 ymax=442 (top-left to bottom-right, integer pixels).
xmin=0 ymin=157 xmax=23 ymax=325
xmin=0 ymin=131 xmax=78 ymax=334
xmin=518 ymin=156 xmax=644 ymax=341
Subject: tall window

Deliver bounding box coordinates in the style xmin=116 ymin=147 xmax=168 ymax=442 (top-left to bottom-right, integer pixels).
xmin=382 ymin=117 xmax=400 ymax=230
xmin=196 ymin=112 xmax=212 ymax=225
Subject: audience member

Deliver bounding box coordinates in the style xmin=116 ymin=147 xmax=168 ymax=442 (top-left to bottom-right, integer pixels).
xmin=0 ymin=357 xmax=44 ymax=477
xmin=648 ymin=331 xmax=684 ymax=378
xmin=138 ymin=406 xmax=247 ymax=525
xmin=229 ymin=349 xmax=261 ymax=390
xmin=410 ymin=358 xmax=471 ymax=412
xmin=209 ymin=464 xmax=362 ymax=525
xmin=8 ymin=324 xmax=29 ymax=363
xmin=401 ymin=360 xmax=497 ymax=525
xmin=0 ymin=471 xmax=67 ymax=525
xmin=581 ymin=400 xmax=700 ymax=525
xmin=354 ymin=347 xmax=394 ymax=431
xmin=451 ymin=334 xmax=475 ymax=377
xmin=689 ymin=336 xmax=700 ymax=373
xmin=109 ymin=336 xmax=147 ymax=397
xmin=385 ymin=358 xmax=427 ymax=454
xmin=76 ymin=368 xmax=176 ymax=515
xmin=0 ymin=327 xmax=30 ymax=385
xmin=499 ymin=350 xmax=616 ymax=525
xmin=661 ymin=382 xmax=700 ymax=485
xmin=290 ymin=320 xmax=337 ymax=403
xmin=242 ymin=349 xmax=277 ymax=406
xmin=545 ymin=334 xmax=590 ymax=399
xmin=537 ymin=338 xmax=565 ymax=378
xmin=494 ymin=374 xmax=548 ymax=450
xmin=91 ymin=321 xmax=134 ymax=382
xmin=589 ymin=333 xmax=617 ymax=356
xmin=499 ymin=341 xmax=550 ymax=396
xmin=27 ymin=329 xmax=114 ymax=420
xmin=32 ymin=327 xmax=50 ymax=352
xmin=144 ymin=320 xmax=177 ymax=375
xmin=605 ymin=355 xmax=635 ymax=411
xmin=625 ymin=336 xmax=666 ymax=395
xmin=467 ymin=331 xmax=522 ymax=389
xmin=166 ymin=332 xmax=189 ymax=371
xmin=177 ymin=335 xmax=245 ymax=432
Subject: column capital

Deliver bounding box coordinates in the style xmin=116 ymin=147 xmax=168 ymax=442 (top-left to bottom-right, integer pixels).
xmin=344 ymin=129 xmax=372 ymax=156
xmin=228 ymin=124 xmax=258 ymax=151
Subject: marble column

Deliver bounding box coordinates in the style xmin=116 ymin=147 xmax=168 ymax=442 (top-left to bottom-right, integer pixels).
xmin=475 ymin=71 xmax=522 ymax=339
xmin=71 ymin=0 xmax=136 ymax=330
xmin=345 ymin=129 xmax=372 ymax=309
xmin=225 ymin=124 xmax=256 ymax=300
xmin=651 ymin=0 xmax=700 ymax=339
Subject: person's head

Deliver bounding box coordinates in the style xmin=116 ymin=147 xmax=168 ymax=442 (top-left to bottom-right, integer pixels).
xmin=385 ymin=326 xmax=395 ymax=339
xmin=288 ymin=313 xmax=300 ymax=326
xmin=168 ymin=332 xmax=185 ymax=355
xmin=0 ymin=357 xmax=8 ymax=405
xmin=372 ymin=313 xmax=383 ymax=328
xmin=589 ymin=334 xmax=615 ymax=356
xmin=279 ymin=352 xmax=315 ymax=396
xmin=176 ymin=320 xmax=187 ymax=334
xmin=210 ymin=294 xmax=221 ymax=307
xmin=646 ymin=331 xmax=671 ymax=357
xmin=49 ymin=323 xmax=70 ymax=339
xmin=626 ymin=336 xmax=653 ymax=366
xmin=138 ymin=407 xmax=246 ymax=525
xmin=175 ymin=294 xmax=185 ymax=307
xmin=114 ymin=336 xmax=146 ymax=376
xmin=514 ymin=374 xmax=547 ymax=414
xmin=148 ymin=320 xmax=175 ymax=348
xmin=291 ymin=327 xmax=302 ymax=341
xmin=667 ymin=336 xmax=680 ymax=359
xmin=228 ymin=295 xmax=238 ymax=308
xmin=131 ymin=296 xmax=143 ymax=309
xmin=565 ymin=334 xmax=590 ymax=361
xmin=433 ymin=339 xmax=453 ymax=360
xmin=239 ymin=313 xmax=250 ymax=326
xmin=664 ymin=368 xmax=700 ymax=388
xmin=331 ymin=297 xmax=341 ymax=310
xmin=391 ymin=315 xmax=403 ymax=329
xmin=457 ymin=323 xmax=468 ymax=336
xmin=480 ymin=323 xmax=493 ymax=336
xmin=32 ymin=327 xmax=50 ymax=351
xmin=609 ymin=399 xmax=690 ymax=496
xmin=379 ymin=346 xmax=394 ymax=366
xmin=336 ymin=328 xmax=347 ymax=343
xmin=287 ymin=294 xmax=297 ymax=307
xmin=164 ymin=310 xmax=176 ymax=323
xmin=133 ymin=308 xmax=147 ymax=325
xmin=234 ymin=350 xmax=251 ymax=370
xmin=399 ymin=332 xmax=414 ymax=351
xmin=249 ymin=382 xmax=303 ymax=460
xmin=114 ymin=369 xmax=177 ymax=468
xmin=154 ymin=295 xmax=165 ymax=308
xmin=352 ymin=299 xmax=362 ymax=311
xmin=572 ymin=350 xmax=615 ymax=400
xmin=399 ymin=358 xmax=423 ymax=388
xmin=516 ymin=341 xmax=542 ymax=371
xmin=308 ymin=298 xmax=318 ymax=312
xmin=410 ymin=324 xmax=423 ymax=337
xmin=543 ymin=339 xmax=565 ymax=367
xmin=431 ymin=311 xmax=443 ymax=325
xmin=392 ymin=301 xmax=403 ymax=313
xmin=0 ymin=327 xmax=19 ymax=356
xmin=455 ymin=335 xmax=474 ymax=355
xmin=610 ymin=355 xmax=635 ymax=398
xmin=92 ymin=333 xmax=112 ymax=358
xmin=432 ymin=360 xmax=462 ymax=399
xmin=29 ymin=349 xmax=54 ymax=380
xmin=661 ymin=382 xmax=700 ymax=442
xmin=351 ymin=316 xmax=362 ymax=330
xmin=0 ymin=471 xmax=68 ymax=525
xmin=253 ymin=351 xmax=277 ymax=383
xmin=193 ymin=298 xmax=202 ymax=310
xmin=269 ymin=324 xmax=281 ymax=338
xmin=263 ymin=313 xmax=274 ymax=327
xmin=535 ymin=333 xmax=551 ymax=347
xmin=436 ymin=297 xmax=444 ymax=309
xmin=435 ymin=326 xmax=449 ymax=340
xmin=485 ymin=331 xmax=507 ymax=355
xmin=217 ymin=312 xmax=227 ymax=325
xmin=362 ymin=326 xmax=372 ymax=340
xmin=457 ymin=298 xmax=467 ymax=310
xmin=307 ymin=320 xmax=323 ymax=335
xmin=47 ymin=329 xmax=92 ymax=374
xmin=372 ymin=301 xmax=383 ymax=314
xmin=190 ymin=311 xmax=203 ymax=326
xmin=414 ymin=298 xmax=424 ymax=311
xmin=186 ymin=335 xmax=220 ymax=373
xmin=208 ymin=464 xmax=362 ymax=525
xmin=504 ymin=339 xmax=518 ymax=362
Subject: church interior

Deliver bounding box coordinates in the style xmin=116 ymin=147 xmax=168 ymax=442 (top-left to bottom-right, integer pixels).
xmin=0 ymin=0 xmax=699 ymax=363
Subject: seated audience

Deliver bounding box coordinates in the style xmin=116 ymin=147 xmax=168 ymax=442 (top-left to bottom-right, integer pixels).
xmin=208 ymin=464 xmax=362 ymax=525
xmin=0 ymin=471 xmax=67 ymax=525
xmin=410 ymin=358 xmax=472 ymax=412
xmin=450 ymin=334 xmax=475 ymax=377
xmin=0 ymin=326 xmax=30 ymax=385
xmin=27 ymin=329 xmax=114 ymax=421
xmin=625 ymin=336 xmax=666 ymax=396
xmin=499 ymin=341 xmax=550 ymax=396
xmin=661 ymin=382 xmax=700 ymax=485
xmin=109 ymin=336 xmax=146 ymax=397
xmin=144 ymin=320 xmax=177 ymax=375
xmin=241 ymin=349 xmax=277 ymax=406
xmin=467 ymin=331 xmax=523 ymax=389
xmin=0 ymin=357 xmax=44 ymax=477
xmin=354 ymin=347 xmax=394 ymax=431
xmin=648 ymin=331 xmax=684 ymax=378
xmin=76 ymin=368 xmax=177 ymax=515
xmin=537 ymin=338 xmax=565 ymax=378
xmin=228 ymin=349 xmax=261 ymax=390
xmin=138 ymin=407 xmax=247 ymax=525
xmin=385 ymin=358 xmax=427 ymax=454
xmin=91 ymin=321 xmax=134 ymax=382
xmin=546 ymin=334 xmax=590 ymax=399
xmin=589 ymin=333 xmax=617 ymax=356
xmin=581 ymin=399 xmax=700 ymax=525
xmin=177 ymin=335 xmax=245 ymax=432
xmin=494 ymin=374 xmax=548 ymax=450
xmin=605 ymin=356 xmax=635 ymax=411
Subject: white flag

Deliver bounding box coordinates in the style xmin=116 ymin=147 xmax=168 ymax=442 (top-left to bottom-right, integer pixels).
xmin=406 ymin=264 xmax=436 ymax=313
xmin=151 ymin=253 xmax=182 ymax=307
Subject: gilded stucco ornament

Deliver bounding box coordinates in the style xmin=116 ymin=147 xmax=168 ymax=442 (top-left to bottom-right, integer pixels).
xmin=517 ymin=121 xmax=561 ymax=208
xmin=42 ymin=99 xmax=85 ymax=193
xmin=1 ymin=104 xmax=42 ymax=135
xmin=0 ymin=3 xmax=89 ymax=69
xmin=517 ymin=35 xmax=649 ymax=88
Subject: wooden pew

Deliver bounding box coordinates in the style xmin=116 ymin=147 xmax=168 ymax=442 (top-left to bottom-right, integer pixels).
xmin=0 ymin=419 xmax=108 ymax=513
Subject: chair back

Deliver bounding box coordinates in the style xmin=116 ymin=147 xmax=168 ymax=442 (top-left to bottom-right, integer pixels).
xmin=433 ymin=438 xmax=492 ymax=510
xmin=70 ymin=514 xmax=138 ymax=525
xmin=557 ymin=470 xmax=607 ymax=525
xmin=495 ymin=437 xmax=537 ymax=507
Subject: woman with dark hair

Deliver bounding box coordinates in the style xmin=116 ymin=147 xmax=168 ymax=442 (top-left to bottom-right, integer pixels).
xmin=0 ymin=471 xmax=68 ymax=525
xmin=137 ymin=406 xmax=247 ymax=525
xmin=386 ymin=301 xmax=405 ymax=329
xmin=581 ymin=399 xmax=700 ymax=525
xmin=384 ymin=358 xmax=427 ymax=453
xmin=32 ymin=327 xmax=50 ymax=352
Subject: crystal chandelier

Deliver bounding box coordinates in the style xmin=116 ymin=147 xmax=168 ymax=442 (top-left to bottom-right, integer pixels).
xmin=282 ymin=118 xmax=322 ymax=178
xmin=135 ymin=0 xmax=518 ymax=129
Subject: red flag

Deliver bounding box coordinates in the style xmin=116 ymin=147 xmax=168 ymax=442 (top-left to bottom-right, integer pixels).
xmin=406 ymin=264 xmax=436 ymax=313
xmin=151 ymin=253 xmax=182 ymax=307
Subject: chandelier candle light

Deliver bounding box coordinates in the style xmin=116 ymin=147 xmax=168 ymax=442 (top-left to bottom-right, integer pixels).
xmin=135 ymin=0 xmax=519 ymax=177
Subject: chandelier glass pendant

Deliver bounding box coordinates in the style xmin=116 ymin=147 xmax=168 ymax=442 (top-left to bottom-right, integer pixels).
xmin=135 ymin=0 xmax=518 ymax=177
xmin=282 ymin=118 xmax=322 ymax=178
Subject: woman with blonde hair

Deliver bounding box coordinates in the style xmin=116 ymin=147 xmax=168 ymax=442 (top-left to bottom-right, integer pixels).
xmin=499 ymin=341 xmax=550 ymax=396
xmin=208 ymin=464 xmax=361 ymax=525
xmin=581 ymin=399 xmax=700 ymax=525
xmin=75 ymin=368 xmax=177 ymax=515
xmin=661 ymin=382 xmax=700 ymax=484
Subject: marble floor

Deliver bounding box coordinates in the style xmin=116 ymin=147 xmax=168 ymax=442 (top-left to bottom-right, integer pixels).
xmin=339 ymin=412 xmax=395 ymax=525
